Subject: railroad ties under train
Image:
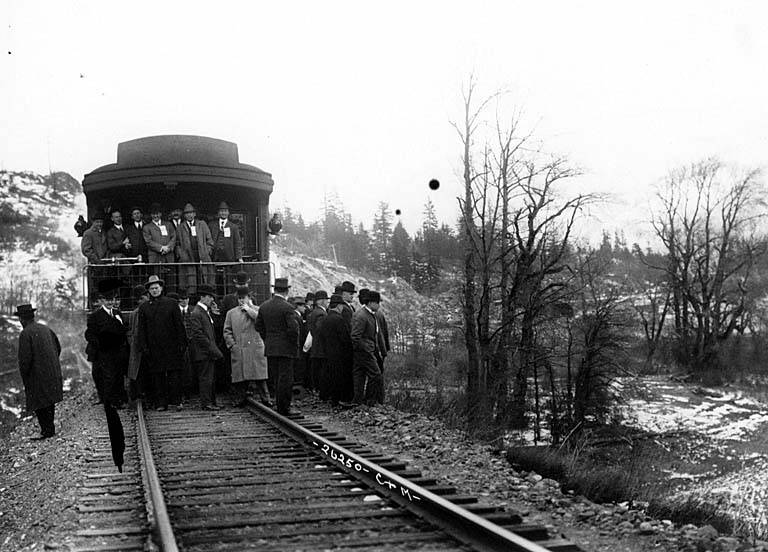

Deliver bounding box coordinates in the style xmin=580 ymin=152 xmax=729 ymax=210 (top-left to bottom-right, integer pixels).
xmin=70 ymin=401 xmax=584 ymax=552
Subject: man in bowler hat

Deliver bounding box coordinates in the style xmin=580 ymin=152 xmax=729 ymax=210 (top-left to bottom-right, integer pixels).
xmin=255 ymin=277 xmax=301 ymax=415
xmin=136 ymin=275 xmax=187 ymax=411
xmin=188 ymin=283 xmax=224 ymax=410
xmin=339 ymin=281 xmax=357 ymax=327
xmin=85 ymin=278 xmax=129 ymax=408
xmin=16 ymin=304 xmax=63 ymax=439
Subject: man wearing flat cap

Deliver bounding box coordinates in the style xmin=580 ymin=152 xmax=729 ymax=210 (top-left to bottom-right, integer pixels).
xmin=136 ymin=275 xmax=187 ymax=411
xmin=16 ymin=304 xmax=63 ymax=439
xmin=85 ymin=278 xmax=129 ymax=408
xmin=176 ymin=203 xmax=214 ymax=290
xmin=209 ymin=201 xmax=243 ymax=263
xmin=255 ymin=277 xmax=301 ymax=415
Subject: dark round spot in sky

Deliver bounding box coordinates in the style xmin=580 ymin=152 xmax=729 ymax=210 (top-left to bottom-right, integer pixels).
xmin=7 ymin=51 xmax=11 ymax=55
xmin=428 ymin=179 xmax=440 ymax=190
xmin=395 ymin=209 xmax=402 ymax=216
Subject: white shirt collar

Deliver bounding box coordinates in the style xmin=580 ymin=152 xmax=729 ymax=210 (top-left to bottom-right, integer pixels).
xmin=198 ymin=301 xmax=209 ymax=312
xmin=115 ymin=225 xmax=123 ymax=231
xmin=364 ymin=305 xmax=376 ymax=315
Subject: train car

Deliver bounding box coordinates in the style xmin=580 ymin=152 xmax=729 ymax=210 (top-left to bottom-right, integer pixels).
xmin=81 ymin=134 xmax=275 ymax=309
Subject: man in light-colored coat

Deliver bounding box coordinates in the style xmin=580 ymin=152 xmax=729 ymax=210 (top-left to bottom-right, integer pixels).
xmin=16 ymin=304 xmax=63 ymax=439
xmin=224 ymin=287 xmax=270 ymax=406
xmin=81 ymin=214 xmax=107 ymax=264
xmin=143 ymin=203 xmax=176 ymax=264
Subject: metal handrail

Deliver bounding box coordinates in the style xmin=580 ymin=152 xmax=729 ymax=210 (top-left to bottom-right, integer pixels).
xmin=246 ymin=398 xmax=554 ymax=552
xmin=136 ymin=400 xmax=179 ymax=552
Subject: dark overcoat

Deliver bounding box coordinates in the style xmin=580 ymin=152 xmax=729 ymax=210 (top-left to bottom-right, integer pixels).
xmin=188 ymin=304 xmax=223 ymax=362
xmin=307 ymin=306 xmax=327 ymax=359
xmin=106 ymin=226 xmax=130 ymax=257
xmin=124 ymin=222 xmax=148 ymax=262
xmin=341 ymin=302 xmax=355 ymax=328
xmin=85 ymin=307 xmax=129 ymax=404
xmin=255 ymin=295 xmax=300 ymax=358
xmin=18 ymin=322 xmax=63 ymax=411
xmin=318 ymin=310 xmax=352 ymax=366
xmin=136 ymin=295 xmax=187 ymax=373
xmin=351 ymin=307 xmax=382 ymax=372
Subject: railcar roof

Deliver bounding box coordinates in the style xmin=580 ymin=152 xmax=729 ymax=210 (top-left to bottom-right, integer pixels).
xmin=82 ymin=135 xmax=273 ymax=193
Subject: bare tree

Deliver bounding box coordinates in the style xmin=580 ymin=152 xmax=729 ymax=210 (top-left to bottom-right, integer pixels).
xmin=650 ymin=159 xmax=765 ymax=372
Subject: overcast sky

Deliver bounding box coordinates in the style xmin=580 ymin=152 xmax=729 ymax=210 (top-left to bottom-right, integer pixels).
xmin=2 ymin=1 xmax=767 ymax=245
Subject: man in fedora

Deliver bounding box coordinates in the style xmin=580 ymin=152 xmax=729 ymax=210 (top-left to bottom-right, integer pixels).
xmin=306 ymin=290 xmax=329 ymax=395
xmin=188 ymin=283 xmax=224 ymax=410
xmin=209 ymin=201 xmax=243 ymax=263
xmin=16 ymin=304 xmax=63 ymax=439
xmin=255 ymin=277 xmax=301 ymax=415
xmin=136 ymin=275 xmax=187 ymax=411
xmin=176 ymin=203 xmax=214 ymax=290
xmin=85 ymin=278 xmax=129 ymax=409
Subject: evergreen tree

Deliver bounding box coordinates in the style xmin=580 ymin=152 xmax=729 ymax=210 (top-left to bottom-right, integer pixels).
xmin=390 ymin=221 xmax=412 ymax=280
xmin=372 ymin=201 xmax=393 ymax=273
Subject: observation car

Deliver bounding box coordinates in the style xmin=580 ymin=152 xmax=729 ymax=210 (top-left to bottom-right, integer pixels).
xmin=81 ymin=135 xmax=275 ymax=309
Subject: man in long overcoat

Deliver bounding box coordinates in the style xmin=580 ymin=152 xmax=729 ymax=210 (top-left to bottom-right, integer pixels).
xmin=188 ymin=284 xmax=223 ymax=410
xmin=85 ymin=278 xmax=129 ymax=408
xmin=224 ymin=287 xmax=270 ymax=406
xmin=307 ymin=290 xmax=329 ymax=397
xmin=136 ymin=275 xmax=187 ymax=411
xmin=175 ymin=203 xmax=214 ymax=290
xmin=16 ymin=304 xmax=63 ymax=439
xmin=317 ymin=294 xmax=353 ymax=405
xmin=349 ymin=290 xmax=385 ymax=406
xmin=127 ymin=285 xmax=149 ymax=400
xmin=339 ymin=281 xmax=357 ymax=328
xmin=255 ymin=277 xmax=300 ymax=415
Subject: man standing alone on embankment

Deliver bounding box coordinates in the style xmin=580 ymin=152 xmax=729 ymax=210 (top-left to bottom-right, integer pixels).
xmin=16 ymin=304 xmax=63 ymax=440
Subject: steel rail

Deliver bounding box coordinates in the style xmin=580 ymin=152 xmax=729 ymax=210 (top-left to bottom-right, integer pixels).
xmin=136 ymin=400 xmax=179 ymax=552
xmin=246 ymin=398 xmax=554 ymax=552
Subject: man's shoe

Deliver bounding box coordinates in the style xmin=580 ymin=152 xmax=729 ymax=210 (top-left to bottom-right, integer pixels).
xmin=234 ymin=399 xmax=248 ymax=408
xmin=31 ymin=433 xmax=54 ymax=441
xmin=156 ymin=405 xmax=168 ymax=412
xmin=279 ymin=408 xmax=301 ymax=416
xmin=339 ymin=401 xmax=360 ymax=410
xmin=172 ymin=404 xmax=183 ymax=412
xmin=202 ymin=404 xmax=221 ymax=411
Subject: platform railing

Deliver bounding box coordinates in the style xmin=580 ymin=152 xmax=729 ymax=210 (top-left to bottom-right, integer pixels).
xmin=82 ymin=260 xmax=271 ymax=311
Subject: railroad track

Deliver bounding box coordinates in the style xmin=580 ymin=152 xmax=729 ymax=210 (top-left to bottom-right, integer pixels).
xmin=71 ymin=399 xmax=584 ymax=551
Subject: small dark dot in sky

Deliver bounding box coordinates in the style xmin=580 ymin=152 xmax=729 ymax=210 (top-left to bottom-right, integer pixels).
xmin=428 ymin=179 xmax=440 ymax=190
xmin=7 ymin=51 xmax=11 ymax=55
xmin=395 ymin=209 xmax=402 ymax=216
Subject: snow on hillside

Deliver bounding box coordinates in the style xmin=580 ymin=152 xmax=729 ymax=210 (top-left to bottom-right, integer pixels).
xmin=0 ymin=171 xmax=84 ymax=311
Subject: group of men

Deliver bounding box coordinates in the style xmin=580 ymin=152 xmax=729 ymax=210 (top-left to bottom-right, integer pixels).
xmin=80 ymin=200 xmax=243 ymax=291
xmin=84 ymin=270 xmax=391 ymax=416
xmin=293 ymin=280 xmax=391 ymax=408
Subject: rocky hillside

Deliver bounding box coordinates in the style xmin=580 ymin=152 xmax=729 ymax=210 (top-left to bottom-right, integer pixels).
xmin=0 ymin=171 xmax=85 ymax=312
